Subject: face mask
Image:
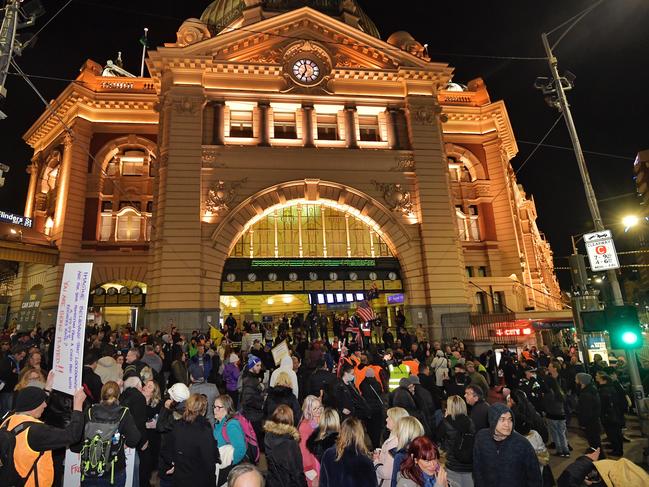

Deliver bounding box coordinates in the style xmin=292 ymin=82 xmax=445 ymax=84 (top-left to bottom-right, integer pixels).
xmin=455 ymin=373 xmax=465 ymax=381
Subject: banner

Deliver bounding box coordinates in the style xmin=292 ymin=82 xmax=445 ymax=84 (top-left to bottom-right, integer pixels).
xmin=64 ymin=447 xmax=135 ymax=487
xmin=52 ymin=263 xmax=93 ymax=395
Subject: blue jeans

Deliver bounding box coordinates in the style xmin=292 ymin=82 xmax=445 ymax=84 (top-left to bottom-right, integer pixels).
xmin=81 ymin=469 xmax=127 ymax=487
xmin=547 ymin=418 xmax=569 ymax=454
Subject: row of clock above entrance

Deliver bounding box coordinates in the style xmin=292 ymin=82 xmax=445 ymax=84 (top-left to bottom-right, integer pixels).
xmin=225 ymin=271 xmax=400 ymax=283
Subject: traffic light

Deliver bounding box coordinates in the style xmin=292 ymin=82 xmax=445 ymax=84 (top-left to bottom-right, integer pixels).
xmin=606 ymin=305 xmax=642 ymax=349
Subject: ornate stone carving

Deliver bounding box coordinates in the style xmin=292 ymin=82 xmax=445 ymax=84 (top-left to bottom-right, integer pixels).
xmin=372 ymin=181 xmax=414 ymax=216
xmin=205 ymin=178 xmax=248 ymax=215
xmin=411 ymin=104 xmax=439 ymax=126
xmin=333 ymin=54 xmax=355 ymax=68
xmin=172 ymin=97 xmax=200 ymax=115
xmin=391 ymin=155 xmax=416 ymax=172
xmin=176 ymin=19 xmax=211 ymax=47
xmin=248 ymin=49 xmax=282 ymax=64
xmin=62 ymin=132 xmax=74 ymax=149
xmin=202 ymin=148 xmax=227 ymax=168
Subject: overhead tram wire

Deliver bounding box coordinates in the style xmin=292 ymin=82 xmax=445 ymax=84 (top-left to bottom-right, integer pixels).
xmin=516 ymin=140 xmax=632 ymax=161
xmin=21 ymin=0 xmax=74 ymax=50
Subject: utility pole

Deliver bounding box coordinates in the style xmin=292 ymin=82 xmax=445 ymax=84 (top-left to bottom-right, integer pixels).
xmin=0 ymin=162 xmax=8 ymax=187
xmin=539 ymin=33 xmax=646 ymax=412
xmin=0 ymin=0 xmax=41 ymax=119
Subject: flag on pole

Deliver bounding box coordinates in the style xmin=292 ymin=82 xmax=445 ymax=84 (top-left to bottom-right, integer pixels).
xmin=139 ymin=28 xmax=149 ymax=47
xmin=356 ymin=300 xmax=377 ymax=323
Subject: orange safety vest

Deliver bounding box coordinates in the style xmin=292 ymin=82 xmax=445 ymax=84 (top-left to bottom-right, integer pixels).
xmin=1 ymin=414 xmax=54 ymax=487
xmin=403 ymin=360 xmax=419 ymax=376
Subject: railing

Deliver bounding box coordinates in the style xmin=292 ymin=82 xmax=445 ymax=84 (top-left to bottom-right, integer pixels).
xmin=440 ymin=312 xmax=517 ymax=343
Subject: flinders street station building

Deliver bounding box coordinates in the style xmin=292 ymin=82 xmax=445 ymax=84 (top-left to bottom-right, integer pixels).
xmin=2 ymin=0 xmax=566 ymax=340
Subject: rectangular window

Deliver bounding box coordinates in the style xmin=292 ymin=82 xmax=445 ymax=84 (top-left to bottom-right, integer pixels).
xmin=316 ymin=114 xmax=338 ymax=140
xmin=121 ymin=161 xmax=144 ymax=176
xmin=475 ymin=292 xmax=489 ymax=314
xmin=492 ymin=291 xmax=506 ymax=313
xmin=477 ymin=266 xmax=488 ymax=277
xmin=274 ymin=111 xmax=297 ymax=139
xmin=358 ymin=115 xmax=380 ymax=142
xmin=101 ymin=201 xmax=113 ymax=212
xmin=99 ymin=214 xmax=112 ymax=241
xmin=468 ymin=206 xmax=480 ymax=241
xmin=116 ymin=213 xmax=141 ymax=241
xmin=230 ymin=110 xmax=254 ymax=138
xmin=465 ymin=266 xmax=474 ymax=278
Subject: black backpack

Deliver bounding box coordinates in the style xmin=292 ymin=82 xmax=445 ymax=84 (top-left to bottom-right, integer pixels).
xmin=0 ymin=415 xmax=44 ymax=487
xmin=79 ymin=406 xmax=128 ymax=482
xmin=453 ymin=431 xmax=475 ymax=465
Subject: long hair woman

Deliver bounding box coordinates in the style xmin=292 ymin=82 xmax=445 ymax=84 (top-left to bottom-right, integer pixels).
xmin=171 ymin=393 xmax=220 ymax=487
xmin=390 ymin=416 xmax=425 ymax=487
xmin=373 ymin=407 xmax=409 ymax=487
xmin=306 ymin=407 xmax=340 ymax=463
xmin=397 ymin=436 xmax=451 ymax=487
xmin=78 ymin=381 xmax=141 ymax=487
xmin=319 ymin=417 xmax=378 ymax=487
xmin=213 ymin=394 xmax=247 ymax=486
xmin=298 ymin=395 xmax=323 ymax=486
xmin=436 ymin=395 xmax=475 ymax=487
xmin=264 ymin=371 xmax=301 ymax=425
xmin=263 ymin=404 xmax=307 ymax=487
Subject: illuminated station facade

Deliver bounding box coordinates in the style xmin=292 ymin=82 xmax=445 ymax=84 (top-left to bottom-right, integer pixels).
xmin=7 ymin=1 xmax=563 ymax=339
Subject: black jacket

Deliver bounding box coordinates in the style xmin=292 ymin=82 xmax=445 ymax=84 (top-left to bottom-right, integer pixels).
xmin=263 ymin=420 xmax=307 ymax=487
xmin=307 ymin=369 xmax=337 ymax=407
xmin=263 ymin=385 xmax=301 ymax=426
xmin=171 ymin=416 xmax=220 ymax=487
xmin=417 ymin=373 xmax=442 ymax=410
xmin=82 ymin=366 xmax=103 ymax=405
xmin=557 ymin=455 xmax=603 ymax=487
xmin=444 ymin=375 xmax=469 ymax=398
xmin=240 ymin=372 xmax=265 ymax=423
xmin=359 ymin=377 xmax=384 ymax=414
xmin=156 ymin=403 xmax=183 ymax=481
xmin=469 ymin=399 xmax=490 ymax=431
xmin=413 ymin=384 xmax=435 ymax=436
xmin=542 ymin=376 xmax=566 ymax=420
xmin=598 ymin=383 xmax=625 ymax=426
xmin=335 ymin=380 xmax=370 ymax=420
xmin=473 ymin=403 xmax=542 ymax=487
xmin=319 ymin=446 xmax=378 ymax=487
xmin=436 ymin=414 xmax=475 ymax=472
xmin=577 ymin=384 xmax=601 ymax=426
xmin=391 ymin=386 xmax=416 ymax=415
xmin=306 ymin=428 xmax=338 ymax=463
xmin=119 ymin=387 xmax=147 ymax=448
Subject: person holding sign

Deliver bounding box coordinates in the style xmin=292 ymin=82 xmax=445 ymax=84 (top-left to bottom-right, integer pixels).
xmin=0 ymin=370 xmax=86 ymax=487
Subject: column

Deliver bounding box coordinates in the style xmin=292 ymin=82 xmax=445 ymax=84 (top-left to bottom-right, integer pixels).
xmin=24 ymin=157 xmax=39 ymax=218
xmin=52 ymin=133 xmax=74 ymax=242
xmin=213 ymin=101 xmax=225 ymax=145
xmin=258 ymin=101 xmax=270 ymax=146
xmin=344 ymin=105 xmax=358 ymax=149
xmin=302 ymin=104 xmax=315 ymax=148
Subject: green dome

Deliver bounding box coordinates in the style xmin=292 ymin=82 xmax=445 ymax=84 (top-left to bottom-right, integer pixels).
xmin=200 ymin=0 xmax=380 ymax=38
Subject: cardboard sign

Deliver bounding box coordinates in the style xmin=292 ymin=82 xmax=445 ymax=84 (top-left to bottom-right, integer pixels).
xmin=52 ymin=263 xmax=93 ymax=395
xmin=271 ymin=340 xmax=289 ymax=366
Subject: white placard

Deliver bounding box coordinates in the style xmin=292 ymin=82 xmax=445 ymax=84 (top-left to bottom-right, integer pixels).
xmin=584 ymin=230 xmax=620 ymax=272
xmin=64 ymin=447 xmax=135 ymax=487
xmin=271 ymin=340 xmax=289 ymax=366
xmin=52 ymin=263 xmax=93 ymax=395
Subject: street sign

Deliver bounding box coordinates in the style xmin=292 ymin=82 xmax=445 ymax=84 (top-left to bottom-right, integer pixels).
xmin=583 ymin=230 xmax=620 ymax=271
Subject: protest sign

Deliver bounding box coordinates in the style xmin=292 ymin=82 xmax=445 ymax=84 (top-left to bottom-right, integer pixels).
xmin=271 ymin=340 xmax=289 ymax=366
xmin=64 ymin=447 xmax=135 ymax=487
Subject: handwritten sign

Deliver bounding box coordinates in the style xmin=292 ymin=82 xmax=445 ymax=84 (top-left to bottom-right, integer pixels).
xmin=52 ymin=263 xmax=93 ymax=395
xmin=271 ymin=341 xmax=289 ymax=366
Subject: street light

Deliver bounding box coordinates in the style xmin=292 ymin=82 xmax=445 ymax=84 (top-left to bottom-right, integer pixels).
xmin=622 ymin=214 xmax=640 ymax=231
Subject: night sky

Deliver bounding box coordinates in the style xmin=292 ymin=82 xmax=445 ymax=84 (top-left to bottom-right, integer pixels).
xmin=1 ymin=0 xmax=648 ymax=273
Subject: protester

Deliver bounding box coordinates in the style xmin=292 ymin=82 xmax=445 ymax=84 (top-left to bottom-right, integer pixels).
xmin=263 ymin=404 xmax=307 ymax=487
xmin=319 ymin=417 xmax=378 ymax=487
xmin=0 ymin=345 xmax=27 ymax=415
xmin=240 ymin=355 xmax=265 ymax=449
xmin=306 ymin=407 xmax=340 ymax=463
xmin=360 ymin=367 xmax=385 ymax=449
xmin=213 ymin=394 xmax=247 ymax=486
xmin=227 ymin=464 xmax=266 ymax=487
xmin=595 ymin=373 xmax=625 ymax=457
xmin=264 ymin=371 xmax=301 ymax=426
xmin=157 ymin=383 xmax=190 ymax=487
xmin=171 ymin=393 xmax=220 ymax=487
xmin=463 ymin=385 xmax=489 ymax=432
xmin=223 ymin=353 xmax=241 ymax=407
xmin=472 ymin=403 xmax=542 ymax=487
xmin=465 ymin=362 xmax=488 ymax=398
xmin=395 ymin=436 xmax=449 ymax=487
xmin=189 ymin=362 xmax=219 ymax=426
xmin=544 ymin=360 xmax=569 ymax=458
xmin=169 ymin=351 xmax=189 ymax=386
xmin=270 ymin=355 xmax=300 ymax=398
xmin=390 ymin=416 xmax=426 ymax=487
xmin=373 ymin=407 xmax=409 ymax=487
xmin=576 ymin=372 xmax=603 ymax=455
xmin=556 ymin=447 xmax=601 ymax=487
xmin=297 ymin=395 xmax=322 ymax=486
xmin=436 ymin=395 xmax=474 ymax=487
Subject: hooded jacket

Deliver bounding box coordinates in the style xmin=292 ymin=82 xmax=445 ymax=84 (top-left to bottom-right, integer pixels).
xmin=171 ymin=415 xmax=220 ymax=487
xmin=577 ymin=383 xmax=601 ymax=426
xmin=473 ymin=403 xmax=542 ymax=487
xmin=306 ymin=428 xmax=338 ymax=463
xmin=263 ymin=420 xmax=307 ymax=487
xmin=240 ymin=370 xmax=265 ymax=423
xmin=270 ymin=356 xmax=300 ymax=398
xmin=263 ymin=385 xmax=301 ymax=426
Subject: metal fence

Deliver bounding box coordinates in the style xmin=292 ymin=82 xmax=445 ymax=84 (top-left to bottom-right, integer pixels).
xmin=440 ymin=312 xmax=517 ymax=344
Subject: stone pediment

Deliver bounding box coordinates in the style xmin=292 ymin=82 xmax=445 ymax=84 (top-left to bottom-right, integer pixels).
xmin=149 ymin=7 xmax=449 ymax=76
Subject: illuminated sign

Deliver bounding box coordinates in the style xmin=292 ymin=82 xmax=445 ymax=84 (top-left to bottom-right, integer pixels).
xmin=0 ymin=210 xmax=33 ymax=228
xmin=387 ymin=293 xmax=405 ymax=305
xmin=251 ymin=259 xmax=376 ymax=267
xmin=494 ymin=327 xmax=533 ymax=337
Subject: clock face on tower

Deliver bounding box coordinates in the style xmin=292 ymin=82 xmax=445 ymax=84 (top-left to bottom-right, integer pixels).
xmin=292 ymin=58 xmax=320 ymax=84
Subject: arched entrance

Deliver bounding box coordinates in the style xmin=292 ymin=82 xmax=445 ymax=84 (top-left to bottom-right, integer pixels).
xmin=209 ymin=179 xmax=424 ymax=328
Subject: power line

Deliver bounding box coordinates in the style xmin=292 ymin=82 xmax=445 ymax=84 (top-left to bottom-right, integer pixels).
xmin=21 ymin=0 xmax=74 ymax=50
xmin=516 ymin=140 xmax=632 ymax=161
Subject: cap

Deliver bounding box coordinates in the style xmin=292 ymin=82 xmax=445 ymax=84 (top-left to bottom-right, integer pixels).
xmin=168 ymin=383 xmax=190 ymax=403
xmin=15 ymin=386 xmax=48 ymax=412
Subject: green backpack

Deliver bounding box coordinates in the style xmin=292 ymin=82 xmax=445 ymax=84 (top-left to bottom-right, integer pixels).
xmin=80 ymin=406 xmax=128 ymax=484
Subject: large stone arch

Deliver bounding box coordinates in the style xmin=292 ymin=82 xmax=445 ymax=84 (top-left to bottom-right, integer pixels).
xmin=444 ymin=142 xmax=487 ymax=181
xmin=207 ymin=179 xmax=426 ymax=305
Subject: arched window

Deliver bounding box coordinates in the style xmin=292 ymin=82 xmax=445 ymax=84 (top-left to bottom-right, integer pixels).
xmin=115 ymin=207 xmax=141 ymax=241
xmin=448 ymin=156 xmax=475 ymax=182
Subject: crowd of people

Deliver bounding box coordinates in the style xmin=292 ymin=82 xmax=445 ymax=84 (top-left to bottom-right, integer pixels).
xmin=1 ymin=312 xmax=648 ymax=487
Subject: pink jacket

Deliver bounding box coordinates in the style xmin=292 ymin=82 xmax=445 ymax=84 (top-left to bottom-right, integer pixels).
xmin=298 ymin=419 xmax=319 ymax=487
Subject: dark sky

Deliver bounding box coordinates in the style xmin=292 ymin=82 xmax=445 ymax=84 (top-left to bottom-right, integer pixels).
xmin=1 ymin=0 xmax=648 ymax=267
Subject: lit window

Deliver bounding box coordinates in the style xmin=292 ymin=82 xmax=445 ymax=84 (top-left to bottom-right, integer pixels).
xmin=475 ymin=292 xmax=489 ymax=314
xmin=99 ymin=214 xmax=113 ymax=241
xmin=493 ymin=291 xmax=506 ymax=313
xmin=316 ymin=114 xmax=338 ymax=140
xmin=230 ymin=110 xmax=253 ymax=137
xmin=120 ymin=151 xmax=146 ymax=176
xmin=358 ymin=115 xmax=380 ymax=142
xmin=116 ymin=208 xmax=141 ymax=241
xmin=274 ymin=111 xmax=297 ymax=139
xmin=456 ymin=206 xmax=480 ymax=241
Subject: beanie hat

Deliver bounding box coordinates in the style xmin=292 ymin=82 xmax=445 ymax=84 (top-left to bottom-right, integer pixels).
xmin=408 ymin=375 xmax=420 ymax=385
xmin=229 ymin=353 xmax=240 ymax=364
xmin=247 ymin=355 xmax=261 ymax=370
xmin=96 ymin=356 xmax=122 ymax=384
xmin=576 ymin=372 xmax=592 ymax=386
xmin=15 ymin=386 xmax=48 ymax=412
xmin=399 ymin=378 xmax=410 ymax=388
xmin=168 ymin=383 xmax=190 ymax=403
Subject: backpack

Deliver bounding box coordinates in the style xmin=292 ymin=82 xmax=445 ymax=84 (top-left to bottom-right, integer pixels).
xmin=453 ymin=431 xmax=474 ymax=465
xmin=79 ymin=406 xmax=128 ymax=483
xmin=221 ymin=414 xmax=260 ymax=464
xmin=0 ymin=416 xmax=43 ymax=487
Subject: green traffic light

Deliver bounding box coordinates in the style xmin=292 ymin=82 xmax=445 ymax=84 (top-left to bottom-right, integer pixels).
xmin=622 ymin=331 xmax=639 ymax=345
